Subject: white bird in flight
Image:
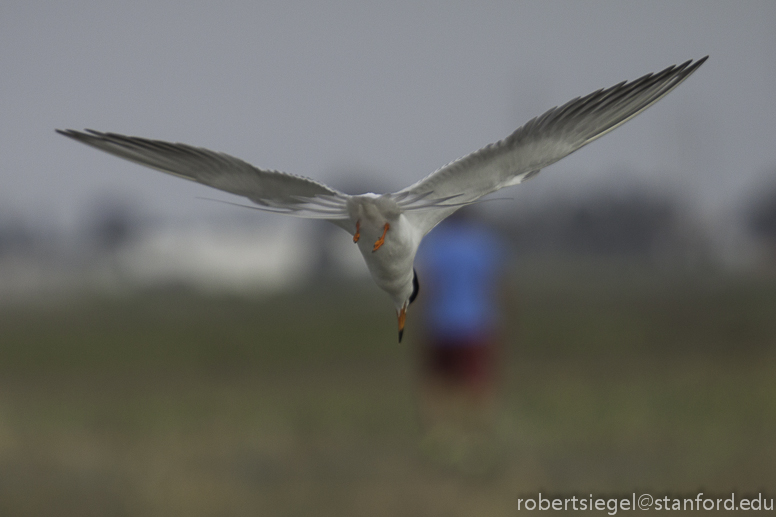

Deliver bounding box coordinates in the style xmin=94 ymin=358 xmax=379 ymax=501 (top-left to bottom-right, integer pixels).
xmin=58 ymin=56 xmax=707 ymax=342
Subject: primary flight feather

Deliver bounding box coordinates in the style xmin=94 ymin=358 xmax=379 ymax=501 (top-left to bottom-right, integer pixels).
xmin=58 ymin=56 xmax=707 ymax=341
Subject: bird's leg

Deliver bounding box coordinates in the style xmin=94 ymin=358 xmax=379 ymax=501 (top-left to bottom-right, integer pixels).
xmin=353 ymin=220 xmax=361 ymax=243
xmin=372 ymin=223 xmax=390 ymax=252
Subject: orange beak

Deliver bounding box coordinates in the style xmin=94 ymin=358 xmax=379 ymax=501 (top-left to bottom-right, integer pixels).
xmin=397 ymin=305 xmax=407 ymax=343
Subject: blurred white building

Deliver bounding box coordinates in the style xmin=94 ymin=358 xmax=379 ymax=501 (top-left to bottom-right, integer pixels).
xmin=114 ymin=220 xmax=314 ymax=294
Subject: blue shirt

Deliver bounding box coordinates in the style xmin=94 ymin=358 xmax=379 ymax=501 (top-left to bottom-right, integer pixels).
xmin=418 ymin=219 xmax=506 ymax=343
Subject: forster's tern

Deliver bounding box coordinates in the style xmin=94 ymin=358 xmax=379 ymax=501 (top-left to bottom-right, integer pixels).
xmin=58 ymin=57 xmax=707 ymax=342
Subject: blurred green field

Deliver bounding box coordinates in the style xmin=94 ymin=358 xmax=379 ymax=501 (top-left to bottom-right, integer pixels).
xmin=1 ymin=263 xmax=775 ymax=516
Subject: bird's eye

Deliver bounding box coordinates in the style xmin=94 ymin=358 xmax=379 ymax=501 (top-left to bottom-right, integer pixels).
xmin=409 ymin=269 xmax=420 ymax=304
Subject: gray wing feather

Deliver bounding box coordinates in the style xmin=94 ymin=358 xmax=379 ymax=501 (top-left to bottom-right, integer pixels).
xmin=397 ymin=57 xmax=707 ymax=235
xmin=57 ymin=129 xmax=354 ymax=230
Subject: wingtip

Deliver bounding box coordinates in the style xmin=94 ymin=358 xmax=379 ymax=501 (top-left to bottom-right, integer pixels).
xmin=686 ymin=55 xmax=709 ymax=73
xmin=692 ymin=55 xmax=709 ymax=67
xmin=56 ymin=128 xmax=88 ymax=139
xmin=56 ymin=128 xmax=85 ymax=141
xmin=56 ymin=128 xmax=106 ymax=138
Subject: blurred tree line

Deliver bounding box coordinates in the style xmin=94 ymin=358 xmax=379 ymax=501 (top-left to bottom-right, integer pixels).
xmin=4 ymin=173 xmax=776 ymax=274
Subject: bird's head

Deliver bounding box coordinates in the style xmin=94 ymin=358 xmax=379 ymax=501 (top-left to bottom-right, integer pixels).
xmin=394 ymin=269 xmax=420 ymax=343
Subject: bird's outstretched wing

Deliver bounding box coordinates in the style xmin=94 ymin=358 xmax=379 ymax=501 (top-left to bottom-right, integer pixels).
xmin=56 ymin=129 xmax=353 ymax=231
xmin=395 ymin=56 xmax=708 ymax=236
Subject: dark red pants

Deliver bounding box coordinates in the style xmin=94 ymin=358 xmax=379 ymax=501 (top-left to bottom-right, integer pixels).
xmin=422 ymin=335 xmax=498 ymax=392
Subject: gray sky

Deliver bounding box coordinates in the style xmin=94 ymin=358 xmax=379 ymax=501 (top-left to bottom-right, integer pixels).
xmin=2 ymin=1 xmax=775 ymax=231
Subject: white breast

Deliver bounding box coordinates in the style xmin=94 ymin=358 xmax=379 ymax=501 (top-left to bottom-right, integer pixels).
xmin=347 ymin=195 xmax=420 ymax=297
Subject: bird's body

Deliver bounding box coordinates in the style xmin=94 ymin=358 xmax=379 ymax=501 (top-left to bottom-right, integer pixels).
xmin=348 ymin=194 xmax=419 ymax=305
xmin=58 ymin=57 xmax=707 ymax=341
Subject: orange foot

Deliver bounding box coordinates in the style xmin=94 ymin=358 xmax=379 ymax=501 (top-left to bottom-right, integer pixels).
xmin=372 ymin=223 xmax=390 ymax=252
xmin=353 ymin=221 xmax=361 ymax=243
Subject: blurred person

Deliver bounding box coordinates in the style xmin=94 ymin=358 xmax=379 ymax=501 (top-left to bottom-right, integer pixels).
xmin=414 ymin=207 xmax=510 ymax=473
